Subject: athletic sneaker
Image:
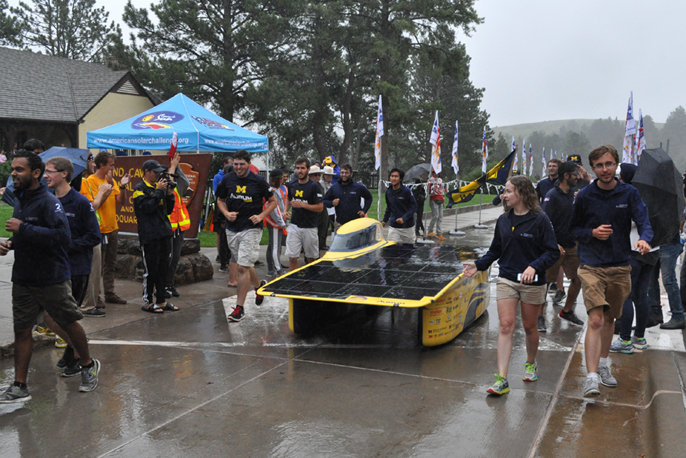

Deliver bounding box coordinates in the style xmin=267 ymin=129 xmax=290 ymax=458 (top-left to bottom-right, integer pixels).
xmin=436 ymin=234 xmax=445 ymax=241
xmin=61 ymin=358 xmax=81 ymax=378
xmin=228 ymin=305 xmax=245 ymax=322
xmin=0 ymin=384 xmax=31 ymax=403
xmin=631 ymin=336 xmax=649 ymax=350
xmin=597 ymin=365 xmax=618 ymax=388
xmin=79 ymin=359 xmax=101 ymax=392
xmin=523 ymin=362 xmax=538 ymax=382
xmin=83 ymin=307 xmax=106 ymax=318
xmin=559 ymin=310 xmax=584 ymax=326
xmin=487 ymin=373 xmax=510 ymax=395
xmin=427 ymin=232 xmax=436 ymax=237
xmin=549 ymin=282 xmax=558 ymax=291
xmin=610 ymin=338 xmax=634 ymax=354
xmin=583 ymin=376 xmax=600 ymax=397
xmin=55 ymin=337 xmax=67 ymax=348
xmin=537 ymin=316 xmax=547 ymax=333
xmin=255 ymin=280 xmax=267 ymax=306
xmin=218 ymin=265 xmax=229 ymax=272
xmin=552 ymin=289 xmax=566 ymax=303
xmin=34 ymin=323 xmax=54 ymax=337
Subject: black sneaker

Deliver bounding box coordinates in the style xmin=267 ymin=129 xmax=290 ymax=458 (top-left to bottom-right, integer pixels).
xmin=255 ymin=280 xmax=267 ymax=306
xmin=166 ymin=287 xmax=180 ymax=297
xmin=219 ymin=265 xmax=229 ymax=272
xmin=84 ymin=307 xmax=106 ymax=318
xmin=163 ymin=288 xmax=172 ymax=298
xmin=0 ymin=384 xmax=31 ymax=403
xmin=228 ymin=305 xmax=245 ymax=322
xmin=61 ymin=358 xmax=81 ymax=377
xmin=537 ymin=316 xmax=547 ymax=333
xmin=559 ymin=310 xmax=584 ymax=326
xmin=57 ymin=346 xmax=76 ymax=368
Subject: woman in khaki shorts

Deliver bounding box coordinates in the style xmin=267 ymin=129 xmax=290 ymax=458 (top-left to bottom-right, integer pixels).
xmin=464 ymin=176 xmax=560 ymax=396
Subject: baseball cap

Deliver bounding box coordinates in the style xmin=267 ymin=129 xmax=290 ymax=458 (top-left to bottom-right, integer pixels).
xmin=142 ymin=159 xmax=166 ymax=173
xmin=567 ymin=154 xmax=583 ymax=165
xmin=269 ymin=168 xmax=283 ymax=178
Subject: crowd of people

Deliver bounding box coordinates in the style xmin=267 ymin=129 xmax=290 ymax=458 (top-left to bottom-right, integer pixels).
xmin=0 ymin=140 xmax=192 ymax=402
xmin=466 ymin=144 xmax=685 ymax=398
xmin=3 ymin=140 xmax=685 ymax=404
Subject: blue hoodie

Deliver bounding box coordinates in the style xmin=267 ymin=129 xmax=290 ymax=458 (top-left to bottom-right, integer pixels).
xmin=475 ymin=209 xmax=560 ymax=286
xmin=570 ymin=179 xmax=652 ymax=268
xmin=324 ymin=178 xmax=373 ymax=225
xmin=383 ymin=184 xmax=417 ymax=229
xmin=10 ymin=184 xmax=72 ymax=286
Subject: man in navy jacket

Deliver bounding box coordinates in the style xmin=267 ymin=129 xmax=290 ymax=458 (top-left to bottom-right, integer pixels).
xmin=323 ymin=164 xmax=373 ymax=230
xmin=382 ymin=168 xmax=417 ymax=245
xmin=569 ymin=145 xmax=652 ymax=397
xmin=0 ymin=151 xmax=100 ymax=403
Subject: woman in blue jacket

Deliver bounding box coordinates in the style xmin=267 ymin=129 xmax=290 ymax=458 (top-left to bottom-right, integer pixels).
xmin=464 ymin=176 xmax=560 ymax=396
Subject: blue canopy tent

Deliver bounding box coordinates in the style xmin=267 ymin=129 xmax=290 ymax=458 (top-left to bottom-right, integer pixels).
xmin=86 ymin=93 xmax=269 ymax=153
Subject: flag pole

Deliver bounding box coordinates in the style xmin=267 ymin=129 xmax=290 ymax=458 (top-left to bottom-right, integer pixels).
xmin=474 ymin=186 xmax=488 ymax=229
xmin=449 ymin=182 xmax=465 ymax=236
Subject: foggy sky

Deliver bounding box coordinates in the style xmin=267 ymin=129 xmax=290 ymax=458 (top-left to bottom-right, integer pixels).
xmin=11 ymin=0 xmax=686 ymax=127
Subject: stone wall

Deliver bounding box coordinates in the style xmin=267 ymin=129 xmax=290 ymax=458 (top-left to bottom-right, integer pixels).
xmin=115 ymin=232 xmax=214 ymax=284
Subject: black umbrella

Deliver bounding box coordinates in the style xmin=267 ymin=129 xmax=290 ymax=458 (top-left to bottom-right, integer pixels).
xmin=633 ymin=147 xmax=684 ymax=247
xmin=403 ymin=163 xmax=432 ymax=183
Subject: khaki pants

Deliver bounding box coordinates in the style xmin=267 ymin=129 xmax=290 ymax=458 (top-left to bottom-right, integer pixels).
xmin=81 ymin=243 xmax=101 ymax=310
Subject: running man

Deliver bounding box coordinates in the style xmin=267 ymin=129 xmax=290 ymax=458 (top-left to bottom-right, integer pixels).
xmin=570 ymin=145 xmax=652 ymax=397
xmin=0 ymin=151 xmax=100 ymax=402
xmin=216 ymin=150 xmax=277 ymax=322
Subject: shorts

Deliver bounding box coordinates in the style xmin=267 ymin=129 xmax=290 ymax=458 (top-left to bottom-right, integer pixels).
xmin=577 ymin=265 xmax=631 ymax=319
xmin=286 ymin=224 xmax=319 ymax=259
xmin=545 ymin=245 xmax=580 ymax=283
xmin=387 ymin=226 xmax=416 ymax=245
xmin=496 ymin=277 xmax=547 ymax=304
xmin=13 ymin=281 xmax=83 ymax=330
xmin=226 ymin=228 xmax=262 ymax=267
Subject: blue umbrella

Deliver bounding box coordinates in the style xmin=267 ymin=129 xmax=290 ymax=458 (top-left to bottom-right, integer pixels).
xmin=1 ymin=146 xmax=90 ymax=207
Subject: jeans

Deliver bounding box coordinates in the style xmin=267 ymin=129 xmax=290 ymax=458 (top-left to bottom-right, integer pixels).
xmin=619 ymin=257 xmax=657 ymax=340
xmin=428 ymin=200 xmax=444 ymax=235
xmin=660 ymin=241 xmax=684 ymax=320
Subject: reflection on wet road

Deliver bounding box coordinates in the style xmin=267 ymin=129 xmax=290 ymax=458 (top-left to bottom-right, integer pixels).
xmin=0 ymin=229 xmax=685 ymax=457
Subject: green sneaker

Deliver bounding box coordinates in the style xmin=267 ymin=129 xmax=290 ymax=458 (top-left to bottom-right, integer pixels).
xmin=487 ymin=373 xmax=510 ymax=395
xmin=523 ymin=362 xmax=538 ymax=382
xmin=610 ymin=338 xmax=634 ymax=354
xmin=631 ymin=336 xmax=649 ymax=350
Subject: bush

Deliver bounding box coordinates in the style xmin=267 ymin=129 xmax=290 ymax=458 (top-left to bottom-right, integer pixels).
xmin=0 ymin=162 xmax=10 ymax=187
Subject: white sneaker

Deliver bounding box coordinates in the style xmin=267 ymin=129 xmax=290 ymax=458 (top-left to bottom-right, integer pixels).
xmin=597 ymin=366 xmax=617 ymax=387
xmin=583 ymin=377 xmax=600 ymax=397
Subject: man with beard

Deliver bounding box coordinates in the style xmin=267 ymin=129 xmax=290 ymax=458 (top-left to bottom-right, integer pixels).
xmin=536 ymin=158 xmax=561 ymax=203
xmin=323 ymin=164 xmax=373 ymax=232
xmin=284 ymin=157 xmax=323 ymax=271
xmin=0 ymin=151 xmax=100 ymax=402
xmin=540 ymin=161 xmax=585 ymax=331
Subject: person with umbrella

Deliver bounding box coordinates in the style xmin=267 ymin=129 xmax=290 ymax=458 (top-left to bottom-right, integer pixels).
xmin=609 ymin=164 xmax=660 ymax=354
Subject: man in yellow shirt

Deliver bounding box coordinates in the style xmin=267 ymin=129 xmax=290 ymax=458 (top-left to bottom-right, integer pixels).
xmin=81 ymin=151 xmax=130 ymax=305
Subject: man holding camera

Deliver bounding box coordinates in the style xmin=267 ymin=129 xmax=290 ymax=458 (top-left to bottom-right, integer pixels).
xmin=133 ymin=160 xmax=178 ymax=313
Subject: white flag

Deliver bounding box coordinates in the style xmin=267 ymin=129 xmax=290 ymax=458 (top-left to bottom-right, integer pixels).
xmin=542 ymin=147 xmax=546 ymax=177
xmin=635 ymin=109 xmax=646 ymax=165
xmin=481 ymin=126 xmax=488 ymax=174
xmin=451 ymin=121 xmax=459 ymax=175
xmin=511 ymin=136 xmax=518 ymax=173
xmin=528 ymin=144 xmax=533 ymax=176
xmin=521 ymin=139 xmax=527 ymax=175
xmin=622 ymin=91 xmax=635 ymax=164
xmin=374 ymin=95 xmax=383 ymax=170
xmin=430 ymin=111 xmax=441 ymax=174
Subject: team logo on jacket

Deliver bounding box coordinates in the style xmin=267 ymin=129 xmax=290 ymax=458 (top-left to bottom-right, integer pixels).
xmin=132 ymin=111 xmax=184 ymax=130
xmin=54 ymin=203 xmax=63 ymax=213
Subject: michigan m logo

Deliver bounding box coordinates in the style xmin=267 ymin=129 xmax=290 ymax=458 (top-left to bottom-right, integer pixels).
xmin=295 ymin=190 xmax=304 ymax=198
xmin=236 ymin=185 xmax=247 ymax=193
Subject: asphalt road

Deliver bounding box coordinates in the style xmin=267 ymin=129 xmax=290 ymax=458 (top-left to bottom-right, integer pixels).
xmin=1 ymin=207 xmax=685 ymax=457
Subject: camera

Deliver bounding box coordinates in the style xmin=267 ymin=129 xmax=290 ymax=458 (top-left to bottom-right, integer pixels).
xmin=160 ymin=171 xmax=177 ymax=189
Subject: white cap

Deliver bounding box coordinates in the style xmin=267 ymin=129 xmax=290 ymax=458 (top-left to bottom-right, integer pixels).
xmin=309 ymin=165 xmax=323 ymax=175
xmin=323 ymin=166 xmax=335 ymax=175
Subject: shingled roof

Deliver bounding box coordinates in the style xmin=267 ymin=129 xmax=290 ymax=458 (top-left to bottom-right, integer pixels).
xmin=0 ymin=47 xmax=153 ymax=123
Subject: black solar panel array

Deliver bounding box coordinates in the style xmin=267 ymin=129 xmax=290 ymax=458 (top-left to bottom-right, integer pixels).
xmin=263 ymin=245 xmax=486 ymax=301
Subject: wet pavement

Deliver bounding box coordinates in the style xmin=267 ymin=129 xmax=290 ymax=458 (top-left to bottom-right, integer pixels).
xmin=1 ymin=205 xmax=685 ymax=457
